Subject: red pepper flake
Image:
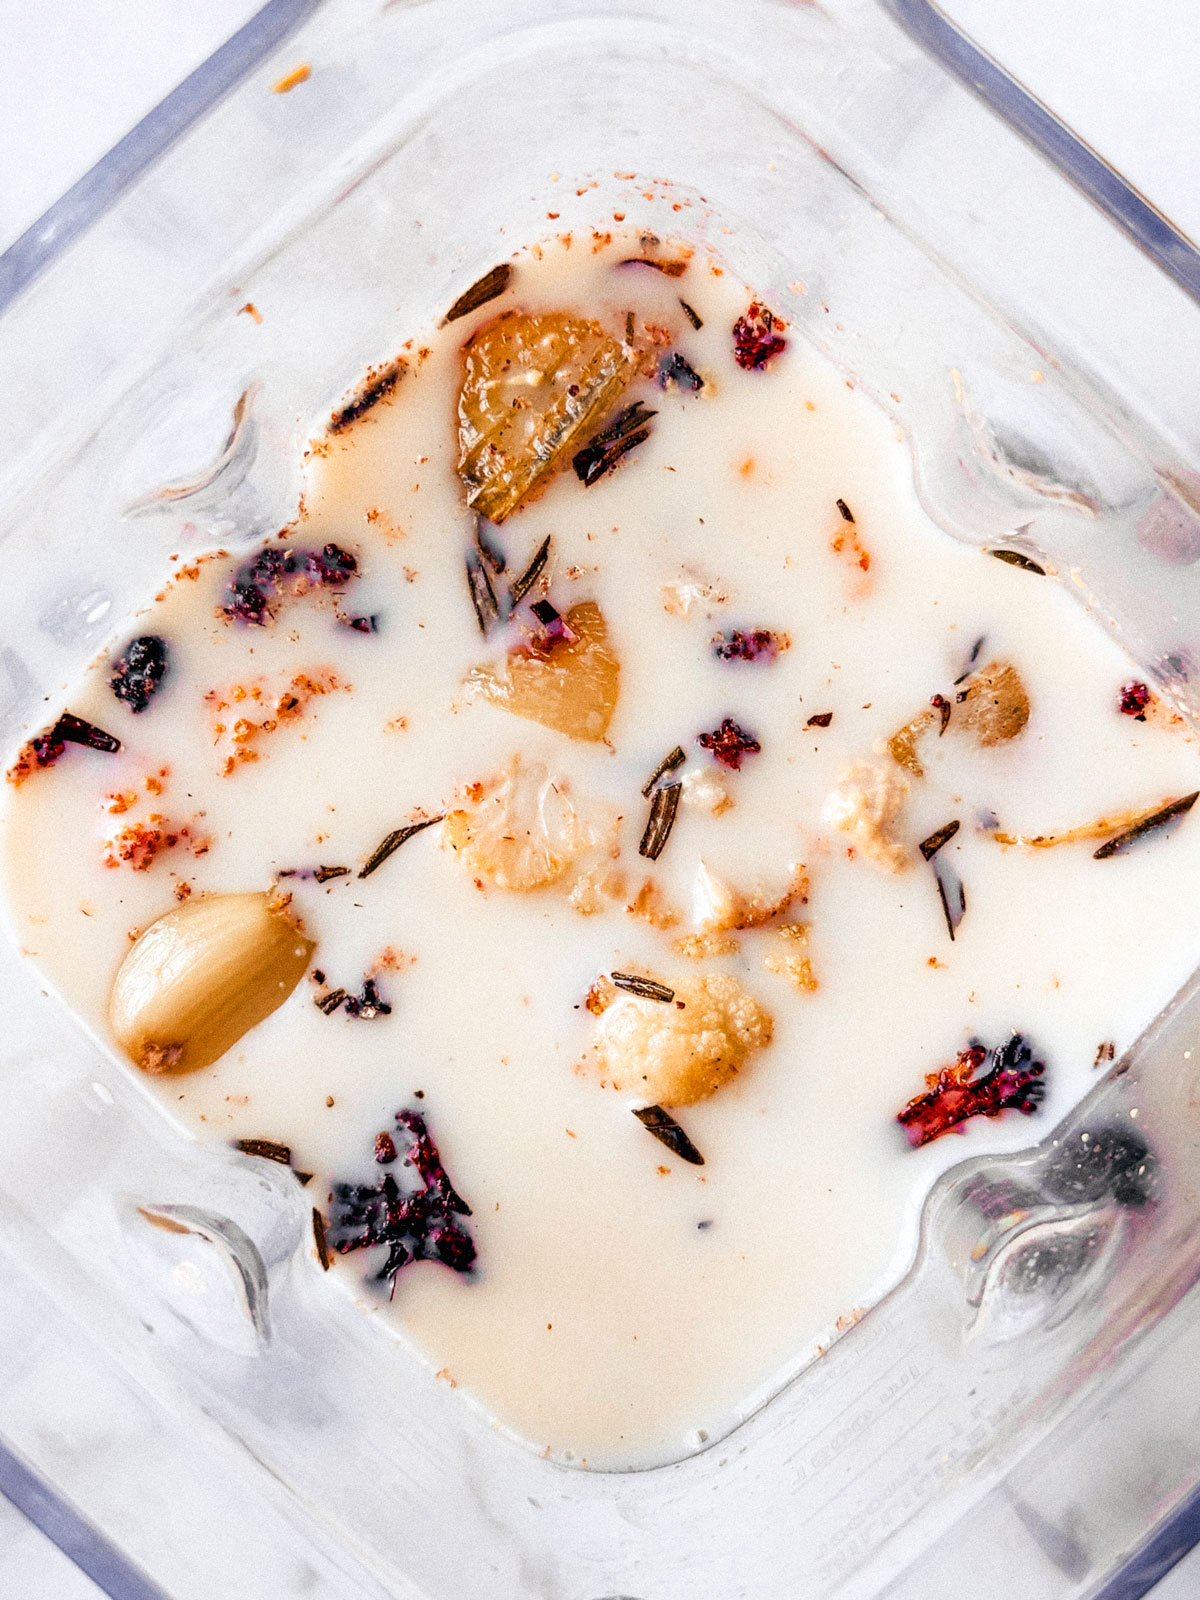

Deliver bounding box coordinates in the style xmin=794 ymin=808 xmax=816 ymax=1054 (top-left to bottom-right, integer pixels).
xmin=898 ymin=1034 xmax=1046 ymax=1147
xmin=1118 ymin=680 xmax=1151 ymax=720
xmin=697 ymin=717 xmax=761 ymax=770
xmin=931 ymin=693 xmax=951 ymax=734
xmin=8 ymin=712 xmax=121 ymax=784
xmin=732 ymin=302 xmax=787 ymax=370
xmin=711 ymin=629 xmax=789 ymax=663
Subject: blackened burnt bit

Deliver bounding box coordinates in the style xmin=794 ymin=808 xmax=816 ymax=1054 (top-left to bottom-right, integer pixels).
xmin=329 ymin=358 xmax=406 ymax=433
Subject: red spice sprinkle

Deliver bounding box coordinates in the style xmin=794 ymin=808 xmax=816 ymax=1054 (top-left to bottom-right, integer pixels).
xmin=711 ymin=629 xmax=789 ymax=663
xmin=375 ymin=1132 xmax=397 ymax=1164
xmin=1118 ymin=680 xmax=1151 ymax=720
xmin=732 ymin=301 xmax=787 ymax=370
xmin=897 ymin=1034 xmax=1045 ymax=1148
xmin=697 ymin=717 xmax=761 ymax=770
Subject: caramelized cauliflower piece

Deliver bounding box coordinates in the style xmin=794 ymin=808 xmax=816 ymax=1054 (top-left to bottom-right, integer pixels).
xmin=457 ymin=311 xmax=636 ymax=522
xmin=887 ymin=708 xmax=936 ymax=777
xmin=763 ymin=923 xmax=817 ymax=992
xmin=691 ymin=860 xmax=807 ymax=932
xmin=680 ymin=766 xmax=734 ymax=816
xmin=466 ymin=600 xmax=619 ymax=741
xmin=568 ymin=866 xmax=625 ymax=915
xmin=593 ymin=973 xmax=773 ymax=1105
xmin=625 ymin=877 xmax=679 ymax=929
xmin=955 ymin=660 xmax=1030 ymax=746
xmin=674 ymin=931 xmax=740 ymax=959
xmin=823 ymin=759 xmax=909 ymax=872
xmin=442 ymin=756 xmax=597 ymax=891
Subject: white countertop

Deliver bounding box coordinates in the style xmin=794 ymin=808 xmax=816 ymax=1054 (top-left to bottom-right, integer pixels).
xmin=1 ymin=1 xmax=1198 ymax=1595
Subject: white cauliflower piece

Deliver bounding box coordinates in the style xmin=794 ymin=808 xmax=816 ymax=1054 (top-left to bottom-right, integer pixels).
xmin=592 ymin=973 xmax=773 ymax=1105
xmin=679 ymin=766 xmax=734 ymax=817
xmin=691 ymin=860 xmax=808 ymax=932
xmin=822 ymin=759 xmax=909 ymax=872
xmin=442 ymin=755 xmax=598 ymax=891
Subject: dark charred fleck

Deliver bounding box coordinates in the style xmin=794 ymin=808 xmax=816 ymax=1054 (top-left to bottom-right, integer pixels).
xmin=338 ymin=612 xmax=379 ymax=634
xmin=732 ymin=302 xmax=787 ymax=370
xmin=313 ymin=1208 xmax=332 ymax=1270
xmin=573 ymin=402 xmax=657 ymax=486
xmin=358 ymin=814 xmax=444 ymax=879
xmin=1094 ymin=1040 xmax=1116 ymax=1068
xmin=639 ymin=781 xmax=681 ymax=861
xmin=633 ymin=1105 xmax=705 ymax=1166
xmin=1094 ymin=791 xmax=1199 ymax=858
xmin=919 ymin=820 xmax=960 ymax=861
xmin=679 ymin=299 xmax=703 ymax=330
xmin=931 ymin=693 xmax=951 ymax=735
xmin=466 ymin=550 xmax=499 ymax=635
xmin=806 ymin=712 xmax=833 ymax=729
xmin=898 ymin=1034 xmax=1045 ymax=1147
xmin=611 ymin=973 xmax=676 ymax=1002
xmin=509 ymin=534 xmax=551 ymax=608
xmin=110 ymin=636 xmax=169 ymax=713
xmin=234 ymin=1138 xmax=292 ymax=1165
xmin=55 ymin=713 xmax=121 ymax=754
xmin=836 ymin=498 xmax=854 ymax=523
xmin=934 ymin=861 xmax=967 ymax=941
xmin=316 ymin=988 xmax=348 ymax=1015
xmin=443 ymin=262 xmax=512 ymax=324
xmin=697 ymin=717 xmax=761 ymax=770
xmin=329 ymin=360 xmax=404 ymax=432
xmin=658 ymin=351 xmax=704 ymax=392
xmin=641 ymin=745 xmax=686 ymax=798
xmin=989 ymin=549 xmax=1046 ymax=575
xmin=223 ymin=540 xmax=358 ymax=625
xmin=343 ymin=977 xmax=391 ymax=1020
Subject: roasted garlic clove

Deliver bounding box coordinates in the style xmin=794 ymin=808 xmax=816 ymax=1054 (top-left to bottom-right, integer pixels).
xmin=467 ymin=600 xmax=619 ymax=741
xmin=457 ymin=312 xmax=636 ymax=522
xmin=442 ymin=755 xmax=597 ymax=891
xmin=109 ymin=892 xmax=314 ymax=1074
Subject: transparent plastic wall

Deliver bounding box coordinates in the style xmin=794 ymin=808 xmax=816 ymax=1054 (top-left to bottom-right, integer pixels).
xmin=2 ymin=2 xmax=1200 ymax=1597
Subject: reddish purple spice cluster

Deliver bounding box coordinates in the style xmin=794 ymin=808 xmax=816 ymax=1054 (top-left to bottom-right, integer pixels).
xmin=698 ymin=717 xmax=761 ymax=770
xmin=732 ymin=302 xmax=788 ymax=371
xmin=223 ymin=541 xmax=359 ymax=625
xmin=711 ymin=629 xmax=787 ymax=664
xmin=1118 ymin=680 xmax=1151 ymax=720
xmin=897 ymin=1034 xmax=1046 ymax=1148
xmin=331 ymin=1111 xmax=475 ymax=1288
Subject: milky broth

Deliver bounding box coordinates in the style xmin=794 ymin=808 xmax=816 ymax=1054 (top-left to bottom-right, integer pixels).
xmin=5 ymin=234 xmax=1200 ymax=1468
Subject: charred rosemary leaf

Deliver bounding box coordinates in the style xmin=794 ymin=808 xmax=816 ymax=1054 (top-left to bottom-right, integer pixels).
xmin=919 ymin=820 xmax=960 ymax=861
xmin=679 ymin=299 xmax=703 ymax=330
xmin=313 ymin=1208 xmax=332 ymax=1270
xmin=329 ymin=361 xmax=404 ymax=433
xmin=235 ymin=1138 xmax=292 ymax=1165
xmin=316 ymin=988 xmax=348 ymax=1015
xmin=474 ymin=520 xmax=506 ymax=575
xmin=633 ymin=1104 xmax=705 ymax=1166
xmin=314 ymin=865 xmax=349 ymax=883
xmin=1093 ymin=790 xmax=1199 ymax=859
xmin=989 ymin=549 xmax=1046 ymax=575
xmin=466 ymin=551 xmax=499 ymax=635
xmin=618 ymin=257 xmax=688 ymax=277
xmin=509 ymin=534 xmax=551 ymax=607
xmin=612 ymin=972 xmax=676 ymax=1002
xmin=639 ymin=781 xmax=682 ymax=861
xmin=573 ymin=402 xmax=657 ymax=487
xmin=641 ymin=745 xmax=686 ymax=797
xmin=358 ymin=814 xmax=445 ymax=879
xmin=934 ymin=863 xmax=967 ymax=940
xmin=836 ymin=498 xmax=854 ymax=523
xmin=56 ymin=712 xmax=121 ymax=753
xmin=443 ymin=262 xmax=512 ymax=324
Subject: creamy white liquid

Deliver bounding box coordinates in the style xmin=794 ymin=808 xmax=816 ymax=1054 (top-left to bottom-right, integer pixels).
xmin=5 ymin=235 xmax=1200 ymax=1469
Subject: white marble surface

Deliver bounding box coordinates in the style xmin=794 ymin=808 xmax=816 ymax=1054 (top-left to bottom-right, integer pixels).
xmin=1 ymin=1 xmax=1199 ymax=1596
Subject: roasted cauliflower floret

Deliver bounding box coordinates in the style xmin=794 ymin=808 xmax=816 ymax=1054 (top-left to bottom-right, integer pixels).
xmin=466 ymin=600 xmax=619 ymax=741
xmin=823 ymin=758 xmax=909 ymax=872
xmin=442 ymin=756 xmax=598 ymax=891
xmin=691 ymin=859 xmax=807 ymax=932
xmin=763 ymin=923 xmax=817 ymax=992
xmin=592 ymin=973 xmax=772 ymax=1105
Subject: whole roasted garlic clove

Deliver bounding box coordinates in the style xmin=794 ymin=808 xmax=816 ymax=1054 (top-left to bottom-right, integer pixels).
xmin=109 ymin=892 xmax=314 ymax=1074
